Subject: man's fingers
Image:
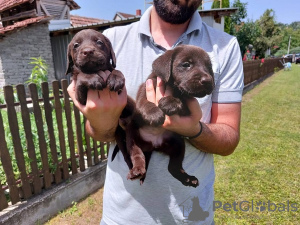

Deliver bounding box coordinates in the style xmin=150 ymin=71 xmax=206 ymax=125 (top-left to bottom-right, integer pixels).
xmin=67 ymin=80 xmax=76 ymax=99
xmin=185 ymin=97 xmax=202 ymax=121
xmin=146 ymin=79 xmax=156 ymax=104
xmin=155 ymin=77 xmax=165 ymax=104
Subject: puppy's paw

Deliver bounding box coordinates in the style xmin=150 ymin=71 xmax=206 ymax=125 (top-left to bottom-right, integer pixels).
xmin=84 ymin=75 xmax=106 ymax=90
xmin=142 ymin=107 xmax=165 ymax=126
xmin=158 ymin=96 xmax=183 ymax=116
xmin=181 ymin=175 xmax=199 ymax=188
xmin=127 ymin=166 xmax=146 ymax=180
xmin=107 ymin=70 xmax=125 ymax=92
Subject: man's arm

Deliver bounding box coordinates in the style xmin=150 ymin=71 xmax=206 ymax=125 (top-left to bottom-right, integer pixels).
xmin=67 ymin=79 xmax=127 ymax=142
xmin=147 ymin=77 xmax=241 ymax=156
xmin=188 ymin=102 xmax=241 ymax=156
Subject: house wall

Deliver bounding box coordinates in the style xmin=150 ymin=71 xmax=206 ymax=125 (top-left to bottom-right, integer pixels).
xmin=0 ymin=23 xmax=55 ymax=88
xmin=201 ymin=16 xmax=224 ymax=32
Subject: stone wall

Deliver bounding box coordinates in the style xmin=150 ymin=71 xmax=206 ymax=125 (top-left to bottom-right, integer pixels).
xmin=0 ymin=23 xmax=55 ymax=88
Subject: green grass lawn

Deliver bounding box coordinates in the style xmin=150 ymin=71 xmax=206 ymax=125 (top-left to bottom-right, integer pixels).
xmin=46 ymin=65 xmax=300 ymax=225
xmin=214 ymin=65 xmax=300 ymax=224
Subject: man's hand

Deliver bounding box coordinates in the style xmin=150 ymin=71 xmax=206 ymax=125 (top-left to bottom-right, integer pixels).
xmin=145 ymin=77 xmax=202 ymax=137
xmin=67 ymin=76 xmax=127 ymax=142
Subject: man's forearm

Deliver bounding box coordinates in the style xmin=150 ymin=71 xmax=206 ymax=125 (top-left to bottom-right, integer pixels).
xmin=85 ymin=120 xmax=118 ymax=142
xmin=189 ymin=122 xmax=240 ymax=156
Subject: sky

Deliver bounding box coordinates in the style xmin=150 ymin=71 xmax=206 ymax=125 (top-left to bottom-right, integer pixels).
xmin=72 ymin=0 xmax=300 ymax=25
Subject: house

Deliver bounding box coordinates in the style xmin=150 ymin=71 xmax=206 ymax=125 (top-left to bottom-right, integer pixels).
xmin=113 ymin=10 xmax=141 ymax=21
xmin=199 ymin=8 xmax=237 ymax=32
xmin=0 ymin=0 xmax=80 ymax=88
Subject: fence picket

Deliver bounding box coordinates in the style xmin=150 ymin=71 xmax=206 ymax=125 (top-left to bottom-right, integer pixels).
xmin=0 ymin=111 xmax=20 ymax=205
xmin=52 ymin=81 xmax=69 ymax=180
xmin=93 ymin=139 xmax=99 ymax=164
xmin=84 ymin=117 xmax=93 ymax=167
xmin=28 ymin=83 xmax=52 ymax=189
xmin=16 ymin=84 xmax=42 ymax=194
xmin=3 ymin=85 xmax=32 ymax=199
xmin=61 ymin=80 xmax=77 ymax=175
xmin=100 ymin=142 xmax=106 ymax=160
xmin=73 ymin=105 xmax=85 ymax=172
xmin=41 ymin=82 xmax=62 ymax=184
xmin=0 ymin=183 xmax=8 ymax=211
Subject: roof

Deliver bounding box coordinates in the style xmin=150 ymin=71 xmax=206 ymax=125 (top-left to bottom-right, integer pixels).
xmin=70 ymin=15 xmax=107 ymax=27
xmin=0 ymin=0 xmax=31 ymax=12
xmin=199 ymin=8 xmax=238 ymax=17
xmin=113 ymin=12 xmax=136 ymax=20
xmin=0 ymin=0 xmax=80 ymax=12
xmin=51 ymin=15 xmax=141 ymax=34
xmin=0 ymin=16 xmax=51 ymax=37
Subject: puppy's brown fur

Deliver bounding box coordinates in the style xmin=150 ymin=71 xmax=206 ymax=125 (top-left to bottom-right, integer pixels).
xmin=113 ymin=45 xmax=214 ymax=187
xmin=66 ymin=29 xmax=125 ymax=105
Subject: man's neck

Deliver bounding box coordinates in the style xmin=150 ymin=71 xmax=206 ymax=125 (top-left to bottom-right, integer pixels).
xmin=150 ymin=8 xmax=190 ymax=49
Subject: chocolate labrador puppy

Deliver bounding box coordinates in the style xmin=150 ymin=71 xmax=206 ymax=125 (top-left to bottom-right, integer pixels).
xmin=113 ymin=45 xmax=215 ymax=187
xmin=66 ymin=29 xmax=125 ymax=105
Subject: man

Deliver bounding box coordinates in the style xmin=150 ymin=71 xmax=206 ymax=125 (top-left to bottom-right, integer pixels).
xmin=68 ymin=0 xmax=244 ymax=224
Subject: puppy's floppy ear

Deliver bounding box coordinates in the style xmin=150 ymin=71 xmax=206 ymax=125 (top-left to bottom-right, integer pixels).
xmin=104 ymin=36 xmax=116 ymax=68
xmin=65 ymin=42 xmax=74 ymax=75
xmin=152 ymin=49 xmax=175 ymax=82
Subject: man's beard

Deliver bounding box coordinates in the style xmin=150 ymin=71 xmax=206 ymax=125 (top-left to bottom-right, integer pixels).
xmin=153 ymin=0 xmax=200 ymax=24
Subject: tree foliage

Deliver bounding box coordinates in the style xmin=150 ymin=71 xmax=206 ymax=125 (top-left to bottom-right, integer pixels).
xmin=254 ymin=9 xmax=281 ymax=58
xmin=235 ymin=20 xmax=261 ymax=55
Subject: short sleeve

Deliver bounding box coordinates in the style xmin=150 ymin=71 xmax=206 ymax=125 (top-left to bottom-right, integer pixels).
xmin=211 ymin=38 xmax=244 ymax=103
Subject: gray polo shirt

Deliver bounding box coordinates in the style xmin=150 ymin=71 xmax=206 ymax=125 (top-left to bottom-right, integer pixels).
xmin=101 ymin=6 xmax=244 ymax=225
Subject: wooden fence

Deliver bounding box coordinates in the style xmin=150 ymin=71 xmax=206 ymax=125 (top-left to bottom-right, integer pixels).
xmin=0 ymin=80 xmax=108 ymax=211
xmin=243 ymin=58 xmax=291 ymax=85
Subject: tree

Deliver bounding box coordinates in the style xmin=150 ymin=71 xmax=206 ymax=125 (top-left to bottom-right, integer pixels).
xmin=254 ymin=9 xmax=281 ymax=58
xmin=235 ymin=20 xmax=261 ymax=56
xmin=229 ymin=0 xmax=248 ymax=35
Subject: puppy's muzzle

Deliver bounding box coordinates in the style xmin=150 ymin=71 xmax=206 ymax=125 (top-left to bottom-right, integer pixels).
xmin=82 ymin=47 xmax=95 ymax=57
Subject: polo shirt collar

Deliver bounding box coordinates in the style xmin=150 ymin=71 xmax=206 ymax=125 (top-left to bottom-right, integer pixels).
xmin=138 ymin=6 xmax=202 ymax=37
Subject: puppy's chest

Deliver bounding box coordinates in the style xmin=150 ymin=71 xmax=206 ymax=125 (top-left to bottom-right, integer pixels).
xmin=139 ymin=126 xmax=173 ymax=148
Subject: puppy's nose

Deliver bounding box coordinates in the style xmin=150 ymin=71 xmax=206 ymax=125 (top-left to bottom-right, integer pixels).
xmin=82 ymin=48 xmax=95 ymax=56
xmin=200 ymin=76 xmax=212 ymax=87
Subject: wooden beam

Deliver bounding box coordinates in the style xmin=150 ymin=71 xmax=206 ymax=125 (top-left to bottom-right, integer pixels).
xmin=66 ymin=6 xmax=70 ymax=19
xmin=1 ymin=9 xmax=37 ymax=22
xmin=60 ymin=5 xmax=68 ymax=20
xmin=36 ymin=0 xmax=42 ymax=16
xmin=40 ymin=2 xmax=50 ymax=16
xmin=42 ymin=0 xmax=67 ymax=6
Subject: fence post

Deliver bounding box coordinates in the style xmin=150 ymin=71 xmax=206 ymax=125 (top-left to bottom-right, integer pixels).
xmin=28 ymin=83 xmax=52 ymax=189
xmin=41 ymin=82 xmax=62 ymax=184
xmin=3 ymin=85 xmax=32 ymax=199
xmin=16 ymin=84 xmax=42 ymax=194
xmin=0 ymin=110 xmax=20 ymax=205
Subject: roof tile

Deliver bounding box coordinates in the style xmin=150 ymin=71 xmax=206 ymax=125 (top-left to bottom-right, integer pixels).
xmin=70 ymin=15 xmax=107 ymax=27
xmin=0 ymin=16 xmax=50 ymax=36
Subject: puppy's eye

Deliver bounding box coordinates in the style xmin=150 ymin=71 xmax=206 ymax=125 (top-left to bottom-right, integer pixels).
xmin=96 ymin=40 xmax=103 ymax=45
xmin=74 ymin=43 xmax=80 ymax=49
xmin=182 ymin=62 xmax=191 ymax=68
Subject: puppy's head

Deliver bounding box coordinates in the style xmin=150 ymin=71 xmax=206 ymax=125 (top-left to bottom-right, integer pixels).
xmin=66 ymin=29 xmax=116 ymax=75
xmin=152 ymin=45 xmax=214 ymax=98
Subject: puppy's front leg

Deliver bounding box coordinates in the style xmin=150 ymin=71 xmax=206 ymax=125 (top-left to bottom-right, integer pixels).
xmin=135 ymin=79 xmax=165 ymax=126
xmin=106 ymin=69 xmax=125 ymax=93
xmin=158 ymin=95 xmax=184 ymax=116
